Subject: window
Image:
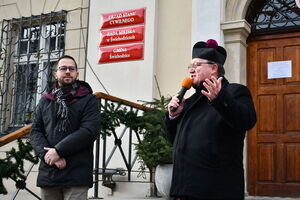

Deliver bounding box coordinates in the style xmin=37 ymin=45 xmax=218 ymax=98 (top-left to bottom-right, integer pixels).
xmin=0 ymin=11 xmax=67 ymax=132
xmin=19 ymin=26 xmax=40 ymax=54
xmin=45 ymin=23 xmax=65 ymax=51
xmin=246 ymin=0 xmax=300 ymax=36
xmin=13 ymin=64 xmax=38 ymax=125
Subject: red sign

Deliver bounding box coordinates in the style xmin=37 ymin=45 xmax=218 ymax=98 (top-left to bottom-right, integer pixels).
xmin=100 ymin=25 xmax=144 ymax=46
xmin=101 ymin=8 xmax=145 ymax=29
xmin=98 ymin=43 xmax=144 ymax=63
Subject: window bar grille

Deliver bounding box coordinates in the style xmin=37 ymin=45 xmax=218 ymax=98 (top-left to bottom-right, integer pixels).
xmin=246 ymin=0 xmax=300 ymax=36
xmin=0 ymin=20 xmax=14 ymax=132
xmin=0 ymin=11 xmax=67 ymax=133
xmin=0 ymin=20 xmax=6 ymax=132
xmin=12 ymin=17 xmax=24 ymax=128
xmin=128 ymin=107 xmax=133 ymax=182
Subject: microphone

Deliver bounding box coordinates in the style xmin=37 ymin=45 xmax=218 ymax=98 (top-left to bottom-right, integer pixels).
xmin=170 ymin=77 xmax=193 ymax=112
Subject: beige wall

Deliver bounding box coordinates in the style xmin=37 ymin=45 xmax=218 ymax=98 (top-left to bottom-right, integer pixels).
xmin=0 ymin=0 xmax=90 ymax=80
xmin=155 ymin=0 xmax=192 ymax=98
xmin=86 ymin=0 xmax=158 ymax=103
xmin=86 ymin=0 xmax=159 ymax=197
xmin=222 ymin=0 xmax=251 ymax=85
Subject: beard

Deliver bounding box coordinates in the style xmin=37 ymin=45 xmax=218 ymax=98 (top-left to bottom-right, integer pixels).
xmin=193 ymin=81 xmax=208 ymax=93
xmin=192 ymin=80 xmax=204 ymax=89
xmin=57 ymin=76 xmax=76 ymax=87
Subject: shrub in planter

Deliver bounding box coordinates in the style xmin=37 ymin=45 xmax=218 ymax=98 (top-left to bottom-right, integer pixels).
xmin=135 ymin=96 xmax=172 ymax=171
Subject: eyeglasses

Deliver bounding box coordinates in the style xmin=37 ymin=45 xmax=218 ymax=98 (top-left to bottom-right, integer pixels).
xmin=187 ymin=62 xmax=215 ymax=71
xmin=57 ymin=66 xmax=76 ymax=72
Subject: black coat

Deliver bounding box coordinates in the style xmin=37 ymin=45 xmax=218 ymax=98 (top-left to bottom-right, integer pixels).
xmin=165 ymin=80 xmax=256 ymax=199
xmin=29 ymin=82 xmax=100 ymax=188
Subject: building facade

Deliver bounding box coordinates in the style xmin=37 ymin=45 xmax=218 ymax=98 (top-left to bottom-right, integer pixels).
xmin=1 ymin=0 xmax=300 ymax=199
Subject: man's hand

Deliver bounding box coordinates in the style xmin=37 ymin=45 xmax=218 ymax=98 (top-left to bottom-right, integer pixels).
xmin=168 ymin=94 xmax=185 ymax=118
xmin=201 ymin=76 xmax=223 ymax=101
xmin=54 ymin=158 xmax=67 ymax=169
xmin=44 ymin=147 xmax=60 ymax=166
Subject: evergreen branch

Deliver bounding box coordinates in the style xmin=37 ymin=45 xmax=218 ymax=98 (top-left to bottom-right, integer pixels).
xmin=0 ymin=138 xmax=38 ymax=195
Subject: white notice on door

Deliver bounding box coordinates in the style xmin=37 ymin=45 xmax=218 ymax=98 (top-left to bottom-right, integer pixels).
xmin=267 ymin=60 xmax=292 ymax=79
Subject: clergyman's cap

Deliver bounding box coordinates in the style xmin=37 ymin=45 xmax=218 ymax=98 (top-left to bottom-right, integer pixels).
xmin=192 ymin=39 xmax=227 ymax=65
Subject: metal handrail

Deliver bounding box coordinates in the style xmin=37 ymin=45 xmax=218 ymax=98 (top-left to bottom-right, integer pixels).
xmin=0 ymin=92 xmax=148 ymax=146
xmin=93 ymin=92 xmax=153 ymax=198
xmin=0 ymin=124 xmax=32 ymax=147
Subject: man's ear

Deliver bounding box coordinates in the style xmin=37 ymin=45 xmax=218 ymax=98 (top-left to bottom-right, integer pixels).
xmin=212 ymin=64 xmax=219 ymax=75
xmin=53 ymin=71 xmax=57 ymax=79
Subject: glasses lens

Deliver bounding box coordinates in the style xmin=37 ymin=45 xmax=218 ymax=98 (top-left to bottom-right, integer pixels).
xmin=59 ymin=66 xmax=76 ymax=71
xmin=67 ymin=66 xmax=75 ymax=71
xmin=59 ymin=66 xmax=67 ymax=71
xmin=188 ymin=62 xmax=214 ymax=70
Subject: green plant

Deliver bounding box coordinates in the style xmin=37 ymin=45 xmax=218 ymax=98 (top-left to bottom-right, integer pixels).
xmin=0 ymin=138 xmax=39 ymax=194
xmin=135 ymin=96 xmax=172 ymax=170
xmin=98 ymin=95 xmax=172 ymax=172
xmin=98 ymin=75 xmax=172 ymax=172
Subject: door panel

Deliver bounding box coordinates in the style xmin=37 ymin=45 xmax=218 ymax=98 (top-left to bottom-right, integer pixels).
xmin=247 ymin=32 xmax=300 ymax=197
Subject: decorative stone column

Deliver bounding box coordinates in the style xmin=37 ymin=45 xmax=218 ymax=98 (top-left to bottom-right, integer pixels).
xmin=221 ymin=20 xmax=251 ymax=85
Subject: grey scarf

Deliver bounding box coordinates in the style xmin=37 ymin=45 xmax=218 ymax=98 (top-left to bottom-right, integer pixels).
xmin=53 ymin=87 xmax=70 ymax=133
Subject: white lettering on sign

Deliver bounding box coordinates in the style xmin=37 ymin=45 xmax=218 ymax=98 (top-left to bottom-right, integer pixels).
xmin=109 ymin=18 xmax=135 ymax=25
xmin=109 ymin=54 xmax=130 ymax=59
xmin=110 ymin=35 xmax=135 ymax=42
xmin=108 ymin=12 xmax=136 ymax=20
xmin=106 ymin=29 xmax=135 ymax=36
xmin=113 ymin=47 xmax=127 ymax=53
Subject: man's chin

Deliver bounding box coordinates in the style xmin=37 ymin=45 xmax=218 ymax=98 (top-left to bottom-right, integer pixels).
xmin=59 ymin=80 xmax=76 ymax=87
xmin=192 ymin=81 xmax=205 ymax=90
xmin=192 ymin=82 xmax=200 ymax=88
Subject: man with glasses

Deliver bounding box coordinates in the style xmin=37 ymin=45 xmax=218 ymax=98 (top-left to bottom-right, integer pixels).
xmin=165 ymin=39 xmax=257 ymax=200
xmin=30 ymin=55 xmax=100 ymax=200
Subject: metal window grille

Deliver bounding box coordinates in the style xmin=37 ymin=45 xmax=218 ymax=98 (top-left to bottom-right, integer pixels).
xmin=0 ymin=10 xmax=67 ymax=134
xmin=246 ymin=0 xmax=300 ymax=36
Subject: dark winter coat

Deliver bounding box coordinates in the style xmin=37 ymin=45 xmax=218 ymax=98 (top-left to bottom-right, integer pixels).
xmin=29 ymin=81 xmax=100 ymax=188
xmin=165 ymin=79 xmax=256 ymax=199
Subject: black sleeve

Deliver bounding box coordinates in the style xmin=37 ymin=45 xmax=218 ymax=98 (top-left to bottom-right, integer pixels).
xmin=54 ymin=95 xmax=100 ymax=157
xmin=211 ymin=84 xmax=257 ymax=131
xmin=164 ymin=112 xmax=180 ymax=144
xmin=29 ymin=99 xmax=50 ymax=162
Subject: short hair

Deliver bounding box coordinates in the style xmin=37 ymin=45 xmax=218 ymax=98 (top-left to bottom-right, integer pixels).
xmin=208 ymin=60 xmax=225 ymax=77
xmin=56 ymin=55 xmax=77 ymax=70
xmin=217 ymin=64 xmax=225 ymax=77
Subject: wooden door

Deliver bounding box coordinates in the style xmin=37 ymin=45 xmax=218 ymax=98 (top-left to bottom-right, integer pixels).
xmin=247 ymin=32 xmax=300 ymax=197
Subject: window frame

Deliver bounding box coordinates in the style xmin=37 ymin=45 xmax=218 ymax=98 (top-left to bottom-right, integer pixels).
xmin=0 ymin=10 xmax=67 ymax=131
xmin=246 ymin=0 xmax=300 ymax=36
